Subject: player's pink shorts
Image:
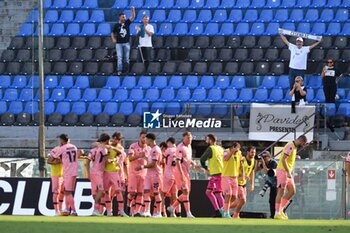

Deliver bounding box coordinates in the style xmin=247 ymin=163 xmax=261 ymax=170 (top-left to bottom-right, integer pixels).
xmin=117 ymin=172 xmax=126 ymax=192
xmin=144 ymin=174 xmax=162 ymax=193
xmin=276 ymin=168 xmax=295 ymax=189
xmin=162 ymin=176 xmax=177 ymax=194
xmin=237 ymin=185 xmax=247 ymax=201
xmin=51 ymin=176 xmax=63 ymax=193
xmin=128 ymin=175 xmax=145 ymax=193
xmin=63 ymin=175 xmax=76 ymax=192
xmin=175 ymin=173 xmax=191 ymax=191
xmin=207 ymin=175 xmax=222 ymax=192
xmin=221 ymin=176 xmax=238 ymax=197
xmin=103 ymin=172 xmax=118 ymax=192
xmin=90 ymin=173 xmax=104 ymax=195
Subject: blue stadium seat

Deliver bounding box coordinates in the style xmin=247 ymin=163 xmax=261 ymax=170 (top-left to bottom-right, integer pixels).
xmin=27 ymin=10 xmax=38 ymax=23
xmin=190 ymin=88 xmax=206 ymax=102
xmin=11 ymin=75 xmax=27 ymax=88
xmin=297 ymin=23 xmax=311 ymax=34
xmin=0 ymin=75 xmax=11 ymax=88
xmin=205 ymin=0 xmax=220 ymax=8
xmin=275 ymin=9 xmax=289 ymax=22
xmin=159 ymin=0 xmax=174 ymax=8
xmin=8 ymin=101 xmax=23 ymax=114
xmin=113 ymin=89 xmax=128 ymax=102
xmin=175 ymin=0 xmax=190 ymax=8
xmin=250 ymin=23 xmax=265 ymax=35
xmin=96 ymin=89 xmax=113 ymax=102
xmin=212 ymin=105 xmax=229 ymax=117
xmin=207 ymin=88 xmax=222 ymax=102
xmin=266 ymin=0 xmax=281 ymax=8
xmin=283 ymin=90 xmax=292 ymax=103
xmin=312 ymin=23 xmax=326 ymax=34
xmin=73 ymin=10 xmax=89 ymax=23
xmin=222 ymin=88 xmax=238 ymax=102
xmin=49 ymin=88 xmax=65 ymax=102
xmin=112 ymin=0 xmax=128 ymax=9
xmin=326 ymin=23 xmax=341 ymax=35
xmin=64 ymin=23 xmax=80 ymax=36
xmin=129 ymin=0 xmax=144 ymax=8
xmin=236 ymin=0 xmax=250 ymax=8
xmin=80 ymin=23 xmax=95 ymax=36
xmin=204 ymin=23 xmax=219 ymax=35
xmin=73 ymin=75 xmax=89 ymax=88
xmin=45 ymin=10 xmax=58 ymax=23
xmin=44 ymin=76 xmax=58 ymax=88
xmin=159 ymin=88 xmax=175 ymax=101
xmin=183 ymin=76 xmax=198 ymax=89
xmin=48 ymin=23 xmax=64 ymax=36
xmin=281 ymin=0 xmax=296 ymax=8
xmin=65 ymin=88 xmax=81 ymax=101
xmin=121 ymin=76 xmax=136 ymax=89
xmin=260 ymin=76 xmax=276 ymax=89
xmin=82 ymin=0 xmax=98 ymax=8
xmin=58 ymin=10 xmax=74 ymax=23
xmin=266 ymin=23 xmax=279 ymax=35
xmin=134 ymin=102 xmax=149 ymax=115
xmin=289 ymin=9 xmax=304 ymax=22
xmin=18 ymin=23 xmax=34 ymax=36
xmin=342 ymin=0 xmax=350 ymax=7
xmin=71 ymin=102 xmax=86 ymax=115
xmin=18 ymin=88 xmax=34 ymax=102
xmin=89 ymin=10 xmax=105 ymax=23
xmin=235 ymin=23 xmax=249 ymax=35
xmin=118 ymin=102 xmax=133 ymax=116
xmin=336 ymin=88 xmax=346 ymax=101
xmin=251 ymin=0 xmax=266 ymax=8
xmin=168 ymin=76 xmax=183 ymax=89
xmin=337 ymin=103 xmax=350 ymax=116
xmin=159 ymin=23 xmax=173 ymax=35
xmin=244 ymin=10 xmax=258 ymax=22
xmin=43 ymin=0 xmax=52 ymax=8
xmin=307 ymin=76 xmax=322 ymax=88
xmin=306 ymin=88 xmax=315 ymax=102
xmin=34 ymin=23 xmax=50 ymax=36
xmin=231 ymin=76 xmax=246 ymax=89
xmin=165 ymin=102 xmax=181 ymax=115
xmin=320 ymin=9 xmax=334 ymax=22
xmin=151 ymin=102 xmax=166 ymax=112
xmin=341 ymin=23 xmax=350 ymax=35
xmin=252 ymin=89 xmax=268 ymax=102
xmin=81 ymin=88 xmax=97 ymax=102
xmin=52 ymin=0 xmax=67 ymax=8
xmin=67 ymin=0 xmax=82 ymax=8
xmin=189 ymin=0 xmax=204 ymax=8
xmin=87 ymin=102 xmax=102 ymax=115
xmin=24 ymin=101 xmax=39 ymax=115
xmin=228 ymin=9 xmax=243 ymax=22
xmin=198 ymin=10 xmax=212 ymax=22
xmin=276 ymin=76 xmax=290 ymax=89
xmin=195 ymin=104 xmax=212 ymax=117
xmin=55 ymin=102 xmax=70 ymax=115
xmin=296 ymin=0 xmax=310 ymax=7
xmin=219 ymin=23 xmax=234 ymax=35
xmin=152 ymin=10 xmax=166 ymax=22
xmin=167 ymin=10 xmax=181 ymax=22
xmin=335 ymin=9 xmax=349 ymax=22
xmin=327 ymin=0 xmax=341 ymax=7
xmin=173 ymin=23 xmax=188 ymax=35
xmin=103 ymin=102 xmax=118 ymax=116
xmin=136 ymin=10 xmax=151 ymax=22
xmin=321 ymin=103 xmax=336 ymax=117
xmin=212 ymin=10 xmax=227 ymax=22
xmin=198 ymin=75 xmax=214 ymax=89
xmin=268 ymin=88 xmax=284 ymax=103
xmin=282 ymin=22 xmax=295 ymax=31
xmin=259 ymin=9 xmax=273 ymax=22
xmin=0 ymin=101 xmax=7 ymax=114
xmin=96 ymin=23 xmax=111 ymax=36
xmin=182 ymin=10 xmax=196 ymax=23
xmin=237 ymin=88 xmax=253 ymax=102
xmin=27 ymin=75 xmax=40 ymax=88
xmin=174 ymin=88 xmax=191 ymax=102
xmin=136 ymin=76 xmax=152 ymax=89
xmin=58 ymin=75 xmax=74 ymax=89
xmin=34 ymin=89 xmax=50 ymax=101
xmin=220 ymin=0 xmax=235 ymax=8
xmin=311 ymin=89 xmax=325 ymax=103
xmin=215 ymin=76 xmax=230 ymax=89
xmin=104 ymin=76 xmax=120 ymax=89
xmin=44 ymin=101 xmax=55 ymax=115
xmin=152 ymin=76 xmax=168 ymax=89
xmin=305 ymin=9 xmax=319 ymax=22
xmin=145 ymin=88 xmax=160 ymax=102
xmin=144 ymin=0 xmax=159 ymax=8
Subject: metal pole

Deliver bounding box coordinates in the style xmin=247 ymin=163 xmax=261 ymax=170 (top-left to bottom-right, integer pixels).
xmin=38 ymin=0 xmax=46 ymax=177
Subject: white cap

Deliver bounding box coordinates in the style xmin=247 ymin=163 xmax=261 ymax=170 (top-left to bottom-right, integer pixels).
xmin=296 ymin=37 xmax=304 ymax=42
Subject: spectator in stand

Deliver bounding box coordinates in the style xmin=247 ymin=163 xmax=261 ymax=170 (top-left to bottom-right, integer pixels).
xmin=111 ymin=7 xmax=135 ymax=75
xmin=321 ymin=58 xmax=340 ymax=103
xmin=289 ymin=76 xmax=307 ymax=113
xmin=136 ymin=15 xmax=154 ymax=70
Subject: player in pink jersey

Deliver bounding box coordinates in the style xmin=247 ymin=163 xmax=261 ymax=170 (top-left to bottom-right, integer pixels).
xmin=51 ymin=134 xmax=83 ymax=216
xmin=167 ymin=131 xmax=195 ymax=218
xmin=345 ymin=152 xmax=350 ymax=216
xmin=161 ymin=137 xmax=178 ymax=217
xmin=127 ymin=131 xmax=150 ymax=216
xmin=85 ymin=133 xmax=109 ymax=216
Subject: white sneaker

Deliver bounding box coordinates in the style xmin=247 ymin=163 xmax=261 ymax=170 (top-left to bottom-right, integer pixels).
xmin=169 ymin=211 xmax=177 ymax=218
xmin=143 ymin=212 xmax=152 ymax=217
xmin=186 ymin=212 xmax=195 ymax=218
xmin=92 ymin=209 xmax=102 ymax=216
xmin=54 ymin=211 xmax=61 ymax=216
xmin=167 ymin=206 xmax=175 ymax=216
xmin=223 ymin=212 xmax=231 ymax=218
xmin=152 ymin=212 xmax=163 ymax=218
xmin=120 ymin=210 xmax=129 ymax=217
xmin=106 ymin=211 xmax=113 ymax=217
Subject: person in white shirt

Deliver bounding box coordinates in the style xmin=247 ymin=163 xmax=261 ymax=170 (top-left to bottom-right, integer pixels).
xmin=136 ymin=15 xmax=154 ymax=69
xmin=279 ymin=30 xmax=322 ymax=87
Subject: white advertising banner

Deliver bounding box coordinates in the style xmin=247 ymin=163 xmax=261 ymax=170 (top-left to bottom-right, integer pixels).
xmin=248 ymin=103 xmax=315 ymax=142
xmin=0 ymin=158 xmax=35 ymax=177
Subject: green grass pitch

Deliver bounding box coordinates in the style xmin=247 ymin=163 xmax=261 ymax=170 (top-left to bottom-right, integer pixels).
xmin=0 ymin=216 xmax=349 ymax=233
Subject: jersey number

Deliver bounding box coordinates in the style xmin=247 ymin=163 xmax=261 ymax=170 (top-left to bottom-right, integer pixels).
xmin=67 ymin=151 xmax=77 ymax=163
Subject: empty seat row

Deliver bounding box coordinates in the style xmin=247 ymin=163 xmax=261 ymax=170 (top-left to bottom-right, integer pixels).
xmin=41 ymin=0 xmax=98 ymax=9
xmin=28 ymin=9 xmax=104 ymax=23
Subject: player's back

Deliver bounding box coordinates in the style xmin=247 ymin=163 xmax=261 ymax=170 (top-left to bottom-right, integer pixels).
xmin=164 ymin=146 xmax=177 ymax=178
xmin=49 ymin=146 xmax=63 ymax=177
xmin=148 ymin=145 xmax=162 ymax=176
xmin=176 ymin=142 xmax=192 ymax=176
xmin=60 ymin=143 xmax=79 ymax=177
xmin=89 ymin=146 xmax=108 ymax=175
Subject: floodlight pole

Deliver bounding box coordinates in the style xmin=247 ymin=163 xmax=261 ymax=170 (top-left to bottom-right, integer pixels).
xmin=38 ymin=0 xmax=46 ymax=177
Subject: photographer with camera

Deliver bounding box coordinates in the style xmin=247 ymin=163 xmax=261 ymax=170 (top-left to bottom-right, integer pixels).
xmin=256 ymin=151 xmax=278 ymax=218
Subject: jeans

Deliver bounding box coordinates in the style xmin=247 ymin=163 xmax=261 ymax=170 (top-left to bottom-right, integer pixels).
xmin=116 ymin=42 xmax=130 ymax=72
xmin=288 ymin=68 xmax=306 ymax=88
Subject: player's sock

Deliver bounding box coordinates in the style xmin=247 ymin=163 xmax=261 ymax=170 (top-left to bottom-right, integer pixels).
xmin=58 ymin=192 xmax=64 ymax=210
xmin=135 ymin=195 xmax=143 ymax=213
xmin=116 ymin=192 xmax=124 ymax=215
xmin=224 ymin=201 xmax=230 ymax=213
xmin=214 ymin=192 xmax=224 ymax=209
xmin=105 ymin=200 xmax=112 ymax=213
xmin=233 ymin=211 xmax=239 ymax=218
xmin=175 ymin=204 xmax=181 ymax=215
xmin=182 ymin=197 xmax=191 ymax=213
xmin=143 ymin=192 xmax=151 ymax=213
xmin=154 ymin=193 xmax=162 ymax=215
xmin=53 ymin=193 xmax=59 ymax=211
xmin=280 ymin=198 xmax=289 ymax=211
xmin=94 ymin=202 xmax=100 ymax=211
xmin=68 ymin=195 xmax=76 ymax=211
xmin=206 ymin=191 xmax=220 ymax=211
xmin=275 ymin=202 xmax=281 ymax=215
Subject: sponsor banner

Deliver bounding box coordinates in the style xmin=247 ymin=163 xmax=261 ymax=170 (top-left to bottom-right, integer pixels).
xmin=0 ymin=159 xmax=36 ymax=177
xmin=249 ymin=103 xmax=315 ymax=142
